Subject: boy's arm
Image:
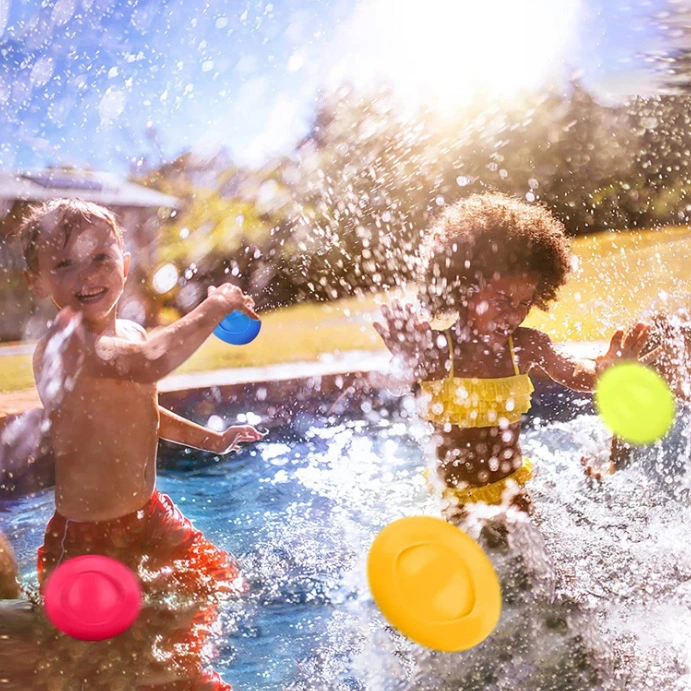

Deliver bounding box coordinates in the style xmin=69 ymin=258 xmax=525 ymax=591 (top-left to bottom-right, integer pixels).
xmin=33 ymin=315 xmax=84 ymax=410
xmin=81 ymin=283 xmax=256 ymax=384
xmin=89 ymin=299 xmax=223 ymax=383
xmin=158 ymin=407 xmax=266 ymax=454
xmin=158 ymin=407 xmax=225 ymax=452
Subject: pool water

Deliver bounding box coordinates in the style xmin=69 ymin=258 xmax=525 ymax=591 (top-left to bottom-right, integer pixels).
xmin=5 ymin=399 xmax=691 ymax=690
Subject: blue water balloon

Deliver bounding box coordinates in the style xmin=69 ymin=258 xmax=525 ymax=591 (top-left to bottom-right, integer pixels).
xmin=213 ymin=310 xmax=262 ymax=345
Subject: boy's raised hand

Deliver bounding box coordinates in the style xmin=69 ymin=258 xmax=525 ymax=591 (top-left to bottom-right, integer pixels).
xmin=206 ymin=283 xmax=259 ymax=321
xmin=37 ymin=307 xmax=87 ymax=407
xmin=373 ymin=300 xmax=435 ymax=372
xmin=219 ymin=424 xmax=267 ymax=454
xmin=595 ymin=322 xmax=661 ymax=375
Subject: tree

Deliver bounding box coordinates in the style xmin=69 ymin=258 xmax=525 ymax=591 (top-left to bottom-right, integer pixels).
xmin=135 ymin=150 xmax=304 ymax=313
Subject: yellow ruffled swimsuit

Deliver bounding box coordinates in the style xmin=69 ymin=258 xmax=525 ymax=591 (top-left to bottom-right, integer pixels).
xmin=420 ymin=332 xmax=534 ymax=506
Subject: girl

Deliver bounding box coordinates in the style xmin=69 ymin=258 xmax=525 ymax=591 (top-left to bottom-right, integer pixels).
xmin=374 ymin=193 xmax=656 ymax=526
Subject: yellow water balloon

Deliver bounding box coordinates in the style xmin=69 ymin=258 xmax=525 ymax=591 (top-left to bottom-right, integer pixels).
xmin=594 ymin=362 xmax=676 ymax=445
xmin=367 ymin=516 xmax=501 ymax=652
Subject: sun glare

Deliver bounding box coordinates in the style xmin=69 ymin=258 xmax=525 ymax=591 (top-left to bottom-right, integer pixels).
xmin=329 ymin=0 xmax=583 ymax=111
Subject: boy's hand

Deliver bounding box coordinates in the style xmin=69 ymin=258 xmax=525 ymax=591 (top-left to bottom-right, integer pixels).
xmin=206 ymin=283 xmax=259 ymax=321
xmin=217 ymin=424 xmax=267 ymax=454
xmin=595 ymin=322 xmax=661 ymax=376
xmin=37 ymin=307 xmax=87 ymax=407
xmin=373 ymin=300 xmax=436 ymax=375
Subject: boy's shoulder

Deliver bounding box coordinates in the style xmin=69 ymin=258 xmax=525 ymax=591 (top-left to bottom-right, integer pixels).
xmin=116 ymin=319 xmax=147 ymax=342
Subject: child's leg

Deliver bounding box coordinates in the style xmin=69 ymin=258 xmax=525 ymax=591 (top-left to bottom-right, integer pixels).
xmin=441 ymin=499 xmax=469 ymax=525
xmin=0 ymin=531 xmax=20 ymax=599
xmin=581 ymin=435 xmax=632 ymax=480
xmin=610 ymin=435 xmax=633 ymax=471
xmin=509 ymin=488 xmax=534 ymax=515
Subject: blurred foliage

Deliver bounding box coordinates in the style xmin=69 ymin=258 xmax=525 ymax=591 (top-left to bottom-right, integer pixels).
xmin=133 ymin=80 xmax=691 ymax=316
xmin=5 ymin=226 xmax=691 ymax=394
xmin=137 ymin=150 xmax=306 ymax=313
xmin=646 ymin=4 xmax=691 ymax=95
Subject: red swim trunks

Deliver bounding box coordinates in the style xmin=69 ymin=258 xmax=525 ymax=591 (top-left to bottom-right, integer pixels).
xmin=38 ymin=490 xmax=244 ymax=601
xmin=37 ymin=490 xmax=242 ymax=689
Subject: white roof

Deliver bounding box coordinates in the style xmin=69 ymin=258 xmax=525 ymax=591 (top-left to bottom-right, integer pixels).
xmin=0 ymin=169 xmax=179 ymax=208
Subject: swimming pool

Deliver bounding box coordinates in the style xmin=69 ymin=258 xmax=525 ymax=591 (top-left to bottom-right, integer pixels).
xmin=4 ymin=391 xmax=691 ymax=690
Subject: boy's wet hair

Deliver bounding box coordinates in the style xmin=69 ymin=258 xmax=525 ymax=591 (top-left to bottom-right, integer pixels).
xmin=418 ymin=193 xmax=571 ymax=316
xmin=18 ymin=198 xmax=124 ymax=274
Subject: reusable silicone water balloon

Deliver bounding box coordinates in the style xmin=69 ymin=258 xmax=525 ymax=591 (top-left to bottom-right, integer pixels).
xmin=595 ymin=362 xmax=675 ymax=445
xmin=43 ymin=555 xmax=142 ymax=641
xmin=368 ymin=515 xmax=502 ymax=652
xmin=213 ymin=310 xmax=262 ymax=346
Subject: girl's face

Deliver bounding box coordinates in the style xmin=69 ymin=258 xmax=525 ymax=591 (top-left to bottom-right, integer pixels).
xmin=466 ymin=273 xmax=538 ymax=343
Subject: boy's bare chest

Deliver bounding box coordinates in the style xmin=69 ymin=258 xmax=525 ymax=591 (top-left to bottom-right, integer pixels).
xmin=51 ymin=376 xmax=157 ymax=435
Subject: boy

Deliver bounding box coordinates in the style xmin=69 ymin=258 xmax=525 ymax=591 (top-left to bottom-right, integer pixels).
xmin=19 ymin=198 xmax=264 ymax=597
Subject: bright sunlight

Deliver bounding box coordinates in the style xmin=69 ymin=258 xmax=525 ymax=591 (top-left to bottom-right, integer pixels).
xmin=329 ymin=0 xmax=584 ymax=111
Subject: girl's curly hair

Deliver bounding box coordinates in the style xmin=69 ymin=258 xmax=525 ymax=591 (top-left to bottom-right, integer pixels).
xmin=418 ymin=193 xmax=571 ymax=316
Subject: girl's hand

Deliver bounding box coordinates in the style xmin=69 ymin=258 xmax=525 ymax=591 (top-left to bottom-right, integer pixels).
xmin=218 ymin=424 xmax=267 ymax=454
xmin=206 ymin=283 xmax=259 ymax=321
xmin=595 ymin=322 xmax=661 ymax=376
xmin=373 ymin=300 xmax=436 ymax=375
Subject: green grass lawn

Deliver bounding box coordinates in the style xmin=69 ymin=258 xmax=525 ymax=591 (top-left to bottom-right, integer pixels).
xmin=0 ymin=355 xmax=35 ymax=395
xmin=0 ymin=294 xmax=387 ymax=395
xmin=2 ymin=224 xmax=691 ymax=395
xmin=524 ymin=225 xmax=691 ymax=340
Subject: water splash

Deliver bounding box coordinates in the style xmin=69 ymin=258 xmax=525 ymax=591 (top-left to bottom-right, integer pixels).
xmin=273 ymin=410 xmax=691 ymax=690
xmin=6 ymin=404 xmax=691 ymax=689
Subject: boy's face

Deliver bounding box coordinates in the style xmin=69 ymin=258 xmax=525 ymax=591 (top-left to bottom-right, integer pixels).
xmin=467 ymin=273 xmax=538 ymax=344
xmin=27 ymin=220 xmax=130 ymax=325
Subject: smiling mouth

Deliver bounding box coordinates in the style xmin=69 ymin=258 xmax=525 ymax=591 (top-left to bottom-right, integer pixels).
xmin=76 ymin=288 xmax=107 ymax=304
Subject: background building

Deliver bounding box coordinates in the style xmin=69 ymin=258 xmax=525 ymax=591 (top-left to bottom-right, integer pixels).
xmin=0 ymin=169 xmax=178 ymax=342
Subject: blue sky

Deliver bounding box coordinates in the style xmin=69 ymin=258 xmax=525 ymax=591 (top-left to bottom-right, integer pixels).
xmin=0 ymin=0 xmax=668 ymax=174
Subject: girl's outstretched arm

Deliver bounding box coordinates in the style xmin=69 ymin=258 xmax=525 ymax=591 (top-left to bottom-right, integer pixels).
xmin=373 ymin=300 xmax=442 ymax=380
xmin=527 ymin=329 xmax=598 ymax=391
xmin=526 ymin=323 xmax=658 ymax=392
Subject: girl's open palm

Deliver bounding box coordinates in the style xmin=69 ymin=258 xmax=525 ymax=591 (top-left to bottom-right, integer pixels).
xmin=373 ymin=300 xmax=435 ymax=371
